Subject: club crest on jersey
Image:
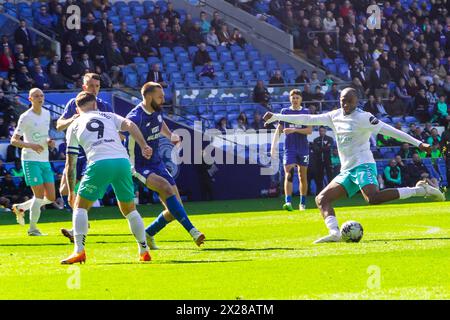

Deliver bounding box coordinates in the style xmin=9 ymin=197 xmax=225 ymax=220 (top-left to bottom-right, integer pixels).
xmin=158 ymin=115 xmax=162 ymax=123
xmin=369 ymin=116 xmax=379 ymax=125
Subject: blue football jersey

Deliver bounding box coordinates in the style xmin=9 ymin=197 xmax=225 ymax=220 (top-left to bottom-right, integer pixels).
xmin=280 ymin=107 xmax=310 ymax=155
xmin=126 ymin=103 xmax=163 ymax=166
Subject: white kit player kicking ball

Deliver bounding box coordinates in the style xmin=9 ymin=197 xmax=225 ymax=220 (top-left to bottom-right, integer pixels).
xmin=263 ymin=87 xmax=445 ymax=243
xmin=10 ymin=88 xmax=56 ymax=236
xmin=61 ymin=92 xmax=153 ymax=264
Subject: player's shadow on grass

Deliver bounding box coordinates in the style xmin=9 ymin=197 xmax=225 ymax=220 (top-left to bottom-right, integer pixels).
xmin=0 ymin=243 xmax=67 ymax=247
xmin=201 ymin=247 xmax=301 ymax=252
xmin=97 ymin=259 xmax=253 ymax=265
xmin=365 ymin=237 xmax=450 ymax=242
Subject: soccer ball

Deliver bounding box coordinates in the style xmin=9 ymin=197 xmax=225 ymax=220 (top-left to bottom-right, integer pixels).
xmin=340 ymin=221 xmax=364 ymax=243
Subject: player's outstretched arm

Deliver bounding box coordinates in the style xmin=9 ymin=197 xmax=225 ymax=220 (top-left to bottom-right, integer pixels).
xmin=65 ymin=153 xmax=78 ymax=207
xmin=161 ymin=121 xmax=181 ymax=145
xmin=263 ymin=112 xmax=332 ymax=127
xmin=270 ymin=123 xmax=283 ymax=159
xmin=378 ymin=123 xmax=431 ymax=152
xmin=121 ymin=119 xmax=153 ymax=159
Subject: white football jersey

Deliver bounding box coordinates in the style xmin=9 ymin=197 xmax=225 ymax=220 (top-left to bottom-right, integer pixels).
xmin=66 ymin=111 xmax=129 ymax=164
xmin=14 ymin=108 xmax=51 ymax=162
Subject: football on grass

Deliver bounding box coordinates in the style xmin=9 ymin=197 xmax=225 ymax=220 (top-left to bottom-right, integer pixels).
xmin=340 ymin=221 xmax=364 ymax=243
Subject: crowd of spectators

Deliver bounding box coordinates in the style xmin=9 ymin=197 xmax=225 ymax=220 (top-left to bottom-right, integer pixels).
xmin=235 ymin=0 xmax=449 ymax=123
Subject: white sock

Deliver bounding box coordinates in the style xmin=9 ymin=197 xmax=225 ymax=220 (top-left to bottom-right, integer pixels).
xmin=29 ymin=197 xmax=44 ymax=230
xmin=325 ymin=215 xmax=340 ymax=236
xmin=398 ymin=187 xmax=424 ymax=199
xmin=17 ymin=198 xmax=33 ymax=212
xmin=126 ymin=210 xmax=148 ymax=255
xmin=73 ymin=208 xmax=89 ymax=253
xmin=42 ymin=197 xmax=53 ymax=206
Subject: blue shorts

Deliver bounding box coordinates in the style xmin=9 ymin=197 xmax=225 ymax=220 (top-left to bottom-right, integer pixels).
xmin=76 ymin=157 xmax=87 ymax=181
xmin=133 ymin=162 xmax=176 ymax=186
xmin=283 ymin=151 xmax=309 ymax=166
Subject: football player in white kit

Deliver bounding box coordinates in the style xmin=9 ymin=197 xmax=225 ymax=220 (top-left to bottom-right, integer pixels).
xmin=263 ymin=88 xmax=445 ymax=243
xmin=61 ymin=91 xmax=153 ymax=264
xmin=10 ymin=88 xmax=56 ymax=236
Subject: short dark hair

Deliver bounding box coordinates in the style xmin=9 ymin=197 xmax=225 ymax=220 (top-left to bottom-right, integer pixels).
xmin=290 ymin=89 xmax=302 ymax=97
xmin=141 ymin=81 xmax=162 ymax=97
xmin=75 ymin=91 xmax=96 ymax=108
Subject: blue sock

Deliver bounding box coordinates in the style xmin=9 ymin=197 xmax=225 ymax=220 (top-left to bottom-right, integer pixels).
xmin=62 ymin=195 xmax=71 ymax=210
xmin=166 ymin=195 xmax=194 ymax=232
xmin=145 ymin=212 xmax=168 ymax=236
xmin=300 ymin=195 xmax=306 ymax=206
xmin=285 ymin=195 xmax=292 ymax=203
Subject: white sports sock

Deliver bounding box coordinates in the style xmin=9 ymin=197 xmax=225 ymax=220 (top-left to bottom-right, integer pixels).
xmin=398 ymin=187 xmax=424 ymax=199
xmin=42 ymin=197 xmax=53 ymax=206
xmin=29 ymin=197 xmax=44 ymax=230
xmin=325 ymin=215 xmax=340 ymax=236
xmin=126 ymin=210 xmax=148 ymax=255
xmin=73 ymin=208 xmax=88 ymax=253
xmin=18 ymin=198 xmax=33 ymax=212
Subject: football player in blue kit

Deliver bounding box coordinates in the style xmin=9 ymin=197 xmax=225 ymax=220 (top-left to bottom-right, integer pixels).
xmin=126 ymin=82 xmax=205 ymax=249
xmin=270 ymin=89 xmax=312 ymax=211
xmin=58 ymin=73 xmax=113 ymax=242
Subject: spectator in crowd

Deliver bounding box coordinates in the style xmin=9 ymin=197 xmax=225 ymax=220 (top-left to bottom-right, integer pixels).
xmin=48 ymin=139 xmax=59 ymax=161
xmin=6 ymin=143 xmax=21 ymax=163
xmin=323 ymin=83 xmax=340 ymax=110
xmin=94 ymin=11 xmax=109 ymax=36
xmin=216 ymin=117 xmax=230 ymax=134
xmin=307 ymin=38 xmax=324 ymax=65
xmin=172 ymin=24 xmax=188 ymax=47
xmin=188 ymin=22 xmax=204 ymax=46
xmin=323 ymin=10 xmax=337 ymax=32
xmin=198 ymin=60 xmax=215 ymax=79
xmin=60 ymin=55 xmax=82 ymax=84
xmin=58 ymin=141 xmax=67 ymax=161
xmin=48 ymin=64 xmax=67 ymax=89
xmin=427 ymin=128 xmax=442 ymax=158
xmin=121 ymin=46 xmax=134 ymax=65
xmin=217 ymin=24 xmax=234 ymax=47
xmin=84 ymin=28 xmax=96 ymax=44
xmin=0 ymin=173 xmax=21 ymax=204
xmin=192 ymin=43 xmax=211 ymax=67
xmin=199 ymin=11 xmax=211 ymax=36
xmin=181 ymin=13 xmax=194 ymax=35
xmin=115 ymin=22 xmax=130 ymax=48
xmin=231 ymin=28 xmax=247 ymax=48
xmin=312 ymin=126 xmax=334 ymax=193
xmin=302 ymin=84 xmax=314 ymax=103
xmin=106 ymin=41 xmax=125 ymax=85
xmin=14 ymin=19 xmax=33 ymax=57
xmin=79 ymin=53 xmax=95 ymax=73
xmin=159 ymin=21 xmax=175 ymax=48
xmin=136 ymin=34 xmax=158 ymax=59
xmin=206 ymin=27 xmax=220 ymax=48
xmin=431 ymin=95 xmax=449 ymax=126
xmin=46 ymin=54 xmax=60 ymax=74
xmin=10 ymin=159 xmax=24 ymax=178
xmin=164 ymin=2 xmax=180 ymax=26
xmin=0 ymin=159 xmax=8 ymax=176
xmin=398 ymin=142 xmax=413 ymax=159
xmin=146 ymin=63 xmax=167 ymax=88
xmin=35 ymin=6 xmax=54 ymax=30
xmin=149 ymin=5 xmax=164 ymax=27
xmin=383 ymin=159 xmax=403 ymax=188
xmin=395 ymin=78 xmax=413 ymax=114
xmin=406 ymin=153 xmax=439 ymax=188
xmin=15 ymin=65 xmax=34 ymax=90
xmin=32 ymin=65 xmax=50 ymax=90
xmin=322 ymin=34 xmax=338 ymax=60
xmin=236 ymin=112 xmax=249 ymax=131
xmin=295 ymin=69 xmax=310 ymax=84
xmin=0 ymin=117 xmax=9 ymax=139
xmin=349 ymin=77 xmax=366 ymax=100
xmin=251 ymin=111 xmax=264 ymax=131
xmin=95 ymin=65 xmax=112 ymax=89
xmin=309 ymin=71 xmax=320 ymax=88
xmin=385 ymin=92 xmax=407 ymax=117
xmin=0 ymin=46 xmax=16 ymax=75
xmin=414 ymin=88 xmax=430 ymax=123
xmin=253 ymin=80 xmax=270 ymax=108
xmin=210 ymin=11 xmax=224 ymax=31
xmin=269 ymin=70 xmax=285 ymax=86
xmin=66 ymin=28 xmax=87 ymax=55
xmin=368 ymin=60 xmax=390 ymax=98
xmin=88 ymin=32 xmax=107 ymax=71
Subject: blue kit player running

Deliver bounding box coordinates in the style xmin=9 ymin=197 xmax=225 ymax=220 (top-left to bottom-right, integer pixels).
xmin=57 ymin=73 xmax=112 ymax=242
xmin=126 ymin=82 xmax=205 ymax=249
xmin=271 ymin=89 xmax=312 ymax=211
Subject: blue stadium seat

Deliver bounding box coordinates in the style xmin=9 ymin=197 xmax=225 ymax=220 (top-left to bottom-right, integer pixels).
xmin=162 ymin=53 xmax=176 ymax=64
xmin=109 ymin=15 xmax=120 ymax=25
xmin=170 ymin=72 xmax=182 ymax=82
xmin=147 ymin=57 xmax=160 ymax=65
xmin=223 ymin=61 xmax=236 ymax=71
xmin=180 ymin=62 xmax=193 ymax=73
xmin=173 ymin=46 xmax=186 ymax=55
xmin=214 ymin=71 xmax=226 ymax=81
xmin=176 ymin=52 xmax=190 ymax=63
xmin=125 ymin=72 xmax=138 ymax=87
xmin=233 ymin=51 xmax=246 ymax=61
xmin=216 ymin=45 xmax=228 ymax=53
xmin=246 ymin=79 xmax=257 ymax=86
xmin=238 ymin=61 xmax=250 ymax=71
xmin=232 ymin=80 xmax=245 ymax=87
xmin=256 ymin=70 xmax=268 ymax=80
xmin=219 ymin=51 xmax=232 ymax=62
xmin=159 ymin=47 xmax=172 ymax=56
xmin=227 ymin=71 xmax=240 ymax=81
xmin=247 ymin=50 xmax=260 ymax=61
xmin=211 ymin=61 xmax=222 ymax=71
xmin=143 ymin=1 xmax=154 ymax=13
xmin=136 ymin=63 xmax=149 ymax=73
xmin=265 ymin=60 xmax=278 ymax=71
xmin=118 ymin=7 xmax=131 ymax=16
xmin=209 ymin=52 xmax=218 ymax=61
xmin=166 ymin=62 xmax=179 ymax=73
xmin=251 ymin=60 xmax=264 ymax=71
xmin=242 ymin=70 xmax=255 ymax=81
xmin=188 ymin=46 xmax=198 ymax=57
xmin=194 ymin=66 xmax=204 ymax=74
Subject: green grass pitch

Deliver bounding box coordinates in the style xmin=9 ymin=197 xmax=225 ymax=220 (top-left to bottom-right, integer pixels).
xmin=0 ymin=196 xmax=449 ymax=300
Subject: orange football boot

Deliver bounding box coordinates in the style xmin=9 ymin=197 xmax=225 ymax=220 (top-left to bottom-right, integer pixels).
xmin=61 ymin=250 xmax=86 ymax=264
xmin=140 ymin=251 xmax=151 ymax=262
